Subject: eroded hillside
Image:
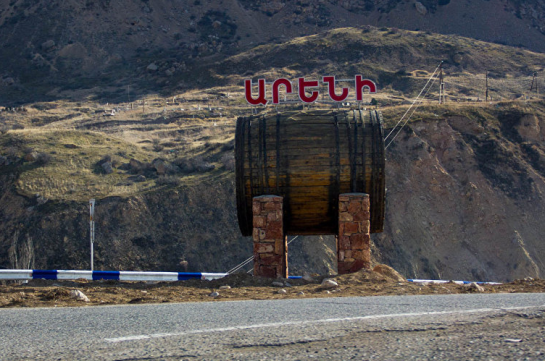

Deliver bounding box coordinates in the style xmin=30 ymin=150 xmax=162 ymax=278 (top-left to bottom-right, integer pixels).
xmin=377 ymin=102 xmax=545 ymax=281
xmin=1 ymin=26 xmax=545 ymax=281
xmin=2 ymin=101 xmax=545 ymax=282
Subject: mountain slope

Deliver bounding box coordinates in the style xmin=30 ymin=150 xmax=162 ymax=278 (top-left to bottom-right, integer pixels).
xmin=377 ymin=101 xmax=545 ymax=281
xmin=3 ymin=102 xmax=545 ymax=281
xmin=1 ymin=0 xmax=545 ymax=102
xmin=1 ymin=26 xmax=545 ymax=282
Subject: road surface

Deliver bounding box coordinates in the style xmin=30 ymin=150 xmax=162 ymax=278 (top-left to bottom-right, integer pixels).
xmin=1 ymin=293 xmax=545 ymax=360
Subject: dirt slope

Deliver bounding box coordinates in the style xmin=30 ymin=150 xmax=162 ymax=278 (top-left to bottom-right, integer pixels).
xmin=376 ymin=102 xmax=545 ymax=281
xmin=2 ymin=267 xmax=545 ymax=308
xmin=2 ymin=101 xmax=545 ymax=282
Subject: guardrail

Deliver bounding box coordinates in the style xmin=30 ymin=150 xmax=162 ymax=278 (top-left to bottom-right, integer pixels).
xmin=408 ymin=279 xmax=502 ymax=285
xmin=0 ymin=270 xmax=228 ymax=282
xmin=0 ymin=269 xmax=303 ymax=282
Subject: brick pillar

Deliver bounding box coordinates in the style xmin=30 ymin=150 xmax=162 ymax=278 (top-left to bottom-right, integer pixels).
xmin=252 ymin=195 xmax=287 ymax=278
xmin=338 ymin=193 xmax=371 ymax=274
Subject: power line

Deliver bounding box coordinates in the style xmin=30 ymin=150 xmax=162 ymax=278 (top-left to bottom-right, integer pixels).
xmin=384 ymin=61 xmax=443 ymax=142
xmin=228 ymin=236 xmax=300 ymax=274
xmin=385 ymin=73 xmax=439 ymax=150
xmin=443 ymin=76 xmax=534 ymax=84
xmin=245 ymin=236 xmax=300 ymax=274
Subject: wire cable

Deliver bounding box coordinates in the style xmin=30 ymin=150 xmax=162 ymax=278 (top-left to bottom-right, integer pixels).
xmin=245 ymin=236 xmax=300 ymax=274
xmin=228 ymin=236 xmax=299 ymax=274
xmin=385 ymin=74 xmax=439 ymax=150
xmin=384 ymin=61 xmax=443 ymax=142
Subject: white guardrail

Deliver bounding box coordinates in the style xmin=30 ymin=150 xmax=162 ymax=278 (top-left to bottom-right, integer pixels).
xmin=0 ymin=271 xmax=495 ymax=284
xmin=0 ymin=270 xmax=228 ymax=281
xmin=0 ymin=269 xmax=303 ymax=282
xmin=408 ymin=279 xmax=502 ymax=285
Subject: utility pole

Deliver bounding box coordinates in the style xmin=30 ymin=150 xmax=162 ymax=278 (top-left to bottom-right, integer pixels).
xmin=127 ymin=85 xmax=130 ymax=103
xmin=89 ymin=199 xmax=95 ymax=271
xmin=530 ymin=72 xmax=539 ymax=95
xmin=439 ymin=63 xmax=445 ymax=104
xmin=485 ymin=71 xmax=489 ymax=102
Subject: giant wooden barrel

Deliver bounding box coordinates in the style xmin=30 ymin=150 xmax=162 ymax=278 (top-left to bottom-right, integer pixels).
xmin=235 ymin=109 xmax=385 ymax=236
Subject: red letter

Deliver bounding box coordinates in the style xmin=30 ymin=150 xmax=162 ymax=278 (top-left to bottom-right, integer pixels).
xmin=244 ymin=79 xmax=267 ymax=105
xmin=272 ymin=78 xmax=292 ymax=104
xmin=298 ymin=77 xmax=319 ymax=103
xmin=355 ymin=75 xmax=377 ymax=102
xmin=323 ymin=76 xmax=349 ymax=102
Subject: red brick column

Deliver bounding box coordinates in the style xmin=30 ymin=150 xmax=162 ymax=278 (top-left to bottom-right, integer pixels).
xmin=338 ymin=193 xmax=371 ymax=274
xmin=252 ymin=195 xmax=287 ymax=278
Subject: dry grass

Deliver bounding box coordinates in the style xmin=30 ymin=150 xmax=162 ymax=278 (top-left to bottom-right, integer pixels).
xmin=4 ymin=130 xmax=154 ymax=201
xmin=1 ymin=96 xmax=542 ymax=203
xmin=0 ymin=105 xmax=237 ymax=202
xmin=2 ymin=27 xmax=545 ymax=202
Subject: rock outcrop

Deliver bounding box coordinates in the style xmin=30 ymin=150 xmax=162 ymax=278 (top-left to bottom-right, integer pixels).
xmin=373 ymin=104 xmax=545 ymax=282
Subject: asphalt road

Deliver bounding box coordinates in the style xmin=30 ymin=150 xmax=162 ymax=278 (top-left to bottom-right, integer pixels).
xmin=1 ymin=293 xmax=545 ymax=360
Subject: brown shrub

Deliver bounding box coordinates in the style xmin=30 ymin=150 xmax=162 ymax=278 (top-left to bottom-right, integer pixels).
xmin=156 ymin=175 xmax=181 ymax=186
xmin=35 ymin=152 xmax=53 ymax=165
xmin=221 ymin=153 xmax=235 ymax=171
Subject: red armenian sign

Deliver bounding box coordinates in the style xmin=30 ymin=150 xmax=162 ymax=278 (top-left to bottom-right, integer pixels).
xmin=244 ymin=75 xmax=377 ymax=105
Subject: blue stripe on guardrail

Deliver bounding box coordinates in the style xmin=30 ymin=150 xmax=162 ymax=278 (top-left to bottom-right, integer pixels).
xmin=32 ymin=270 xmax=58 ymax=280
xmin=92 ymin=271 xmax=121 ymax=281
xmin=178 ymin=272 xmax=203 ymax=281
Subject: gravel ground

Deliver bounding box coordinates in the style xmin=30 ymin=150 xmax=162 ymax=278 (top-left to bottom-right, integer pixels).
xmin=1 ymin=266 xmax=545 ymax=308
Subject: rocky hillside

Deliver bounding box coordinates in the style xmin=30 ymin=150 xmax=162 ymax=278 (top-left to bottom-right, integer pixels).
xmin=0 ymin=167 xmax=336 ymax=275
xmin=1 ymin=0 xmax=545 ymax=102
xmin=1 ymin=22 xmax=545 ymax=282
xmin=377 ymin=102 xmax=545 ymax=282
xmin=2 ymin=101 xmax=545 ymax=282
